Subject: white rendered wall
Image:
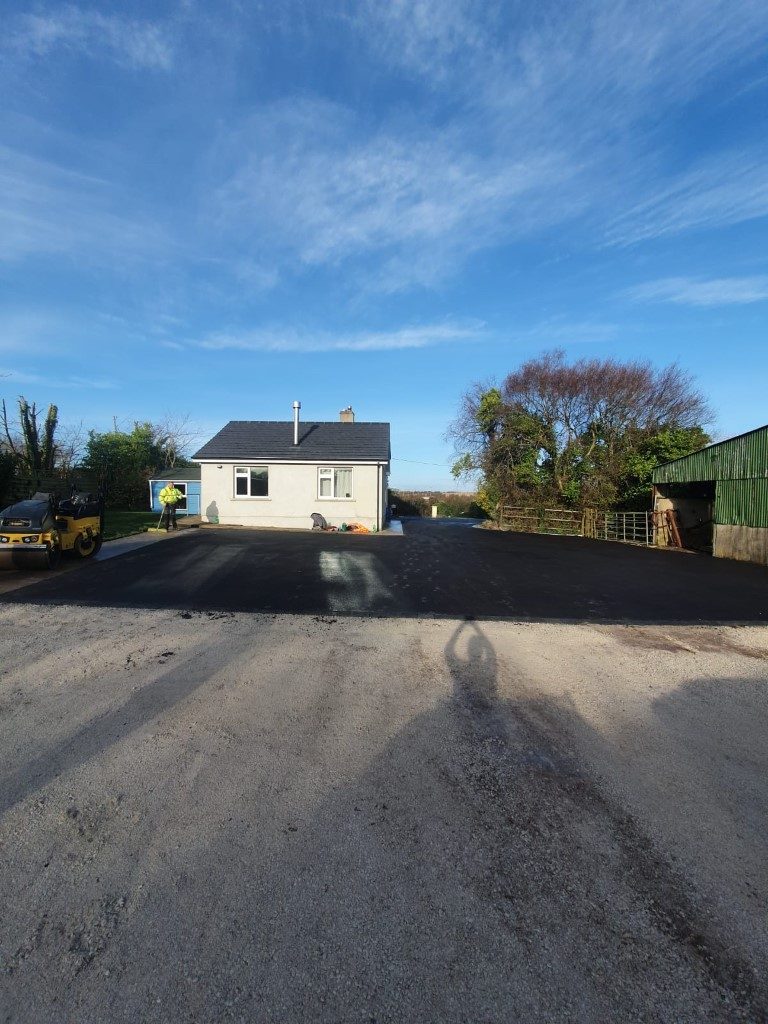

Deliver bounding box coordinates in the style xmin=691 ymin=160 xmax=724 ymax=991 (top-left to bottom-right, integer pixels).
xmin=199 ymin=462 xmax=384 ymax=530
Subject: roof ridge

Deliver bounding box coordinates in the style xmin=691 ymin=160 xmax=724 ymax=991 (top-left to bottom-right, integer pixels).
xmin=223 ymin=419 xmax=389 ymax=425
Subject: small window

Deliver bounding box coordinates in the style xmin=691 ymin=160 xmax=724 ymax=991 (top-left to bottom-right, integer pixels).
xmin=234 ymin=466 xmax=269 ymax=498
xmin=318 ymin=467 xmax=353 ymax=499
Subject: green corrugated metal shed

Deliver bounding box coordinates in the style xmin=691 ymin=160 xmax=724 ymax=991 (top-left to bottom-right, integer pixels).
xmin=716 ymin=479 xmax=768 ymax=528
xmin=653 ymin=424 xmax=768 ymax=483
xmin=653 ymin=424 xmax=768 ymax=529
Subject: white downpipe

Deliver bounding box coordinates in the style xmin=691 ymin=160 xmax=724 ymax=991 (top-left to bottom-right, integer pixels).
xmin=292 ymin=400 xmax=301 ymax=446
xmin=377 ymin=463 xmax=382 ymax=531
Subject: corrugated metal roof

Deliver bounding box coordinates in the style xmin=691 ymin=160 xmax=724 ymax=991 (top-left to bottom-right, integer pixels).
xmin=193 ymin=421 xmax=391 ymax=463
xmin=652 ymin=424 xmax=768 ymax=484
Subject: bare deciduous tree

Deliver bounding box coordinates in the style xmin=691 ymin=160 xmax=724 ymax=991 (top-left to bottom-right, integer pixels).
xmin=153 ymin=413 xmax=201 ymax=468
xmin=1 ymin=399 xmax=20 ymax=457
xmin=56 ymin=421 xmax=86 ymax=475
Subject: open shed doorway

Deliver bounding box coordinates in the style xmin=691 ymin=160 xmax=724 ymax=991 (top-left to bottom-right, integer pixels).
xmin=653 ymin=481 xmax=715 ymax=553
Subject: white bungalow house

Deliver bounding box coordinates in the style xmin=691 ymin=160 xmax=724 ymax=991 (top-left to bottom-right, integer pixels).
xmin=192 ymin=403 xmax=391 ymax=531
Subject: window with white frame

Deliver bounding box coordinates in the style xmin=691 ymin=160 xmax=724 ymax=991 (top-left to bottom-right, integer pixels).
xmin=318 ymin=466 xmax=353 ymax=499
xmin=234 ymin=465 xmax=269 ymax=497
xmin=172 ymin=482 xmax=187 ymax=510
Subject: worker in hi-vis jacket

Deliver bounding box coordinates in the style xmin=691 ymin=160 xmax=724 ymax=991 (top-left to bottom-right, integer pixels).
xmin=158 ymin=482 xmax=184 ymax=531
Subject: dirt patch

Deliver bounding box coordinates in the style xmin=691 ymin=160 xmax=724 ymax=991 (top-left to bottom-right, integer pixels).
xmin=604 ymin=624 xmax=768 ymax=660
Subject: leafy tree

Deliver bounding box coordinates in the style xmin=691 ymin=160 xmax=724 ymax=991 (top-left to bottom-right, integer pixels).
xmin=474 ymin=479 xmax=502 ymax=518
xmin=616 ymin=426 xmax=710 ymax=509
xmin=450 ymin=350 xmax=711 ymax=512
xmin=451 ymin=385 xmax=548 ymax=503
xmin=83 ymin=423 xmax=167 ymax=509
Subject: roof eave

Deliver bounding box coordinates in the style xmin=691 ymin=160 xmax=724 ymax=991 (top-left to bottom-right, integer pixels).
xmin=193 ymin=456 xmax=390 ymax=464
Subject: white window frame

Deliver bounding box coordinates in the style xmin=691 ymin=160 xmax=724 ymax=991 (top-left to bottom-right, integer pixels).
xmin=317 ymin=466 xmax=354 ymax=500
xmin=173 ymin=482 xmax=188 ymax=510
xmin=234 ymin=465 xmax=270 ymax=499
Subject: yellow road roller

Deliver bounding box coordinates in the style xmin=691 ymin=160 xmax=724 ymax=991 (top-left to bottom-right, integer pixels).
xmin=0 ymin=491 xmax=104 ymax=570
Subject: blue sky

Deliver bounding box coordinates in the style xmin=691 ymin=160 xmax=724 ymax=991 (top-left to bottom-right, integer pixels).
xmin=1 ymin=0 xmax=766 ymax=488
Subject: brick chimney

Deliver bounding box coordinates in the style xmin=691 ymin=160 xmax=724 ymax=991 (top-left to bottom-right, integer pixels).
xmin=340 ymin=406 xmax=355 ymax=423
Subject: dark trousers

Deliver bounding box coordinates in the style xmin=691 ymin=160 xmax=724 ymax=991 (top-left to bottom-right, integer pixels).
xmin=161 ymin=504 xmax=178 ymax=530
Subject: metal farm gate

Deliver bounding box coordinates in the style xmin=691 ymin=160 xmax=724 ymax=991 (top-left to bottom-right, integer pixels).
xmin=586 ymin=510 xmax=652 ymax=545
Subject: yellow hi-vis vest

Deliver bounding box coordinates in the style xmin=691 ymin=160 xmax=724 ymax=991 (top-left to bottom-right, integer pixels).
xmin=159 ymin=485 xmax=183 ymax=506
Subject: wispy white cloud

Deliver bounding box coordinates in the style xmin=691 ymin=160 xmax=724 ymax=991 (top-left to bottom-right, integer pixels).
xmin=9 ymin=6 xmax=173 ymax=70
xmin=0 ymin=369 xmax=118 ymax=390
xmin=191 ymin=320 xmax=486 ymax=353
xmin=65 ymin=376 xmax=119 ymax=390
xmin=0 ymin=311 xmax=63 ymax=354
xmin=605 ymin=154 xmax=768 ymax=245
xmin=4 ymin=0 xmax=768 ymax=300
xmin=359 ymin=0 xmax=767 ymax=113
xmin=625 ymin=275 xmax=768 ymax=306
xmin=187 ymin=316 xmax=618 ymax=353
xmin=517 ymin=319 xmax=622 ymax=345
xmin=211 ymin=98 xmax=577 ymax=291
xmin=350 ymin=0 xmax=492 ymax=84
xmin=206 ymin=2 xmax=768 ymax=292
xmin=0 ymin=145 xmax=169 ymax=264
xmin=231 ymin=260 xmax=281 ymax=292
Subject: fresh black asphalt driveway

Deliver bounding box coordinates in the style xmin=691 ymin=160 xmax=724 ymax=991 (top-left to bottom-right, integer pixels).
xmin=3 ymin=517 xmax=766 ymax=622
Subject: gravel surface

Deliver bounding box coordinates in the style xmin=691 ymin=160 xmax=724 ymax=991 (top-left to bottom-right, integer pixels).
xmin=0 ymin=603 xmax=765 ymax=1023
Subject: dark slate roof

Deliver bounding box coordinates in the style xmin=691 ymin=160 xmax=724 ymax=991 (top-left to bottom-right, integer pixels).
xmin=193 ymin=421 xmax=391 ymax=462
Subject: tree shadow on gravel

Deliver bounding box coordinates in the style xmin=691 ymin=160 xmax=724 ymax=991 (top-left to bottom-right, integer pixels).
xmin=0 ymin=634 xmax=237 ymax=817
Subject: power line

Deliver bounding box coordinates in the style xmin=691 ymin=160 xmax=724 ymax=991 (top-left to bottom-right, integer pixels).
xmin=393 ymin=457 xmax=454 ymax=467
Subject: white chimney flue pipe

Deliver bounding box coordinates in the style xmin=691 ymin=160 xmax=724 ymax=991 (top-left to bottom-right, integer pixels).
xmin=292 ymin=400 xmax=301 ymax=446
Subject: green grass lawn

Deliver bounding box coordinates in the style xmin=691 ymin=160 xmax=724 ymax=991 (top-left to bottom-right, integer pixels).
xmin=102 ymin=510 xmax=158 ymax=540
